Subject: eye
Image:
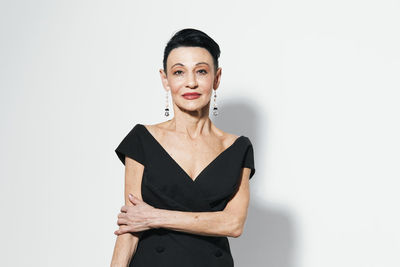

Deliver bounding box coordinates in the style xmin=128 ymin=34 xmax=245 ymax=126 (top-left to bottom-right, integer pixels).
xmin=197 ymin=69 xmax=207 ymax=74
xmin=173 ymin=70 xmax=183 ymax=75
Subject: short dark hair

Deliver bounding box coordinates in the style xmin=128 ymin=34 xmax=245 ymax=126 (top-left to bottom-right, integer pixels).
xmin=162 ymin=28 xmax=221 ymax=74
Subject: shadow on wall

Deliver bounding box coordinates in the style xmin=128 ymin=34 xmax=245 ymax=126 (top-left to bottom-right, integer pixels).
xmin=212 ymin=99 xmax=297 ymax=267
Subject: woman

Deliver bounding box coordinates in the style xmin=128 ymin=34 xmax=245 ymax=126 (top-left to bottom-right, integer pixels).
xmin=110 ymin=28 xmax=255 ymax=267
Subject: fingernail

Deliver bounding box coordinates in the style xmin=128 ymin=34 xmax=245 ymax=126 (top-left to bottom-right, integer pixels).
xmin=129 ymin=193 xmax=133 ymax=198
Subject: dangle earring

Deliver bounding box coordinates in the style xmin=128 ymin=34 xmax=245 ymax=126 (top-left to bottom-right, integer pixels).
xmin=164 ymin=90 xmax=170 ymax=117
xmin=212 ymin=89 xmax=218 ymax=116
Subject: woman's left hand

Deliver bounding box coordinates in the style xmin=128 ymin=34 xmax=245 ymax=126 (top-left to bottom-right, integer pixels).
xmin=114 ymin=194 xmax=158 ymax=235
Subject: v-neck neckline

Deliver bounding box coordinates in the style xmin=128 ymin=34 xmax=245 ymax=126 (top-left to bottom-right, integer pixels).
xmin=139 ymin=124 xmax=244 ymax=183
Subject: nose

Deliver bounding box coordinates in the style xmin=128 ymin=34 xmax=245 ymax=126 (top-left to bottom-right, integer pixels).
xmin=186 ymin=72 xmax=198 ymax=89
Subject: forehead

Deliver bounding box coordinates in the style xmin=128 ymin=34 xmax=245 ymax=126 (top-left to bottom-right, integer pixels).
xmin=167 ymin=46 xmax=213 ymax=67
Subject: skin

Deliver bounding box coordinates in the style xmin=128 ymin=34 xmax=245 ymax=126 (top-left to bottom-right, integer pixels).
xmin=110 ymin=46 xmax=252 ymax=266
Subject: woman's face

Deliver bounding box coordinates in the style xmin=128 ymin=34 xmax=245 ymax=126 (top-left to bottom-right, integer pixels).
xmin=159 ymin=46 xmax=221 ymax=114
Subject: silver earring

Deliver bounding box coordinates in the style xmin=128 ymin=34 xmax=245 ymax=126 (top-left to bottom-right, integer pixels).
xmin=164 ymin=90 xmax=170 ymax=117
xmin=212 ymin=89 xmax=218 ymax=116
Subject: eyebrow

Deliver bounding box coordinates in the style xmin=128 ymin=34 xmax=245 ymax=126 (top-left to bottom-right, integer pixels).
xmin=170 ymin=62 xmax=210 ymax=70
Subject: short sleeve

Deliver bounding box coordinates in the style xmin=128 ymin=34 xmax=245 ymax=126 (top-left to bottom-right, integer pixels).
xmin=242 ymin=138 xmax=256 ymax=179
xmin=115 ymin=124 xmax=146 ymax=166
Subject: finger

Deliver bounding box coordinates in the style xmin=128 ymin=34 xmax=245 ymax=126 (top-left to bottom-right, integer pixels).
xmin=115 ymin=226 xmax=129 ymax=235
xmin=120 ymin=205 xmax=127 ymax=212
xmin=117 ymin=218 xmax=127 ymax=226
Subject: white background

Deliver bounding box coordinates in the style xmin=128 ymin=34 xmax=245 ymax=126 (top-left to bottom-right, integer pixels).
xmin=1 ymin=0 xmax=399 ymax=266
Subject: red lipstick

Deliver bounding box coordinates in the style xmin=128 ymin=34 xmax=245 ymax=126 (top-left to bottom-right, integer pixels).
xmin=182 ymin=92 xmax=201 ymax=100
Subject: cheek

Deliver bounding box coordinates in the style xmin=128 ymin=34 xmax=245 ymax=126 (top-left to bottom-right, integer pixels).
xmin=167 ymin=75 xmax=214 ymax=93
xmin=168 ymin=78 xmax=184 ymax=92
xmin=198 ymin=75 xmax=214 ymax=87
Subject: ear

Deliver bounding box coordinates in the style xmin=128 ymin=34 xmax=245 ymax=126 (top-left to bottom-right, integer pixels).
xmin=159 ymin=68 xmax=171 ymax=92
xmin=213 ymin=67 xmax=222 ymax=90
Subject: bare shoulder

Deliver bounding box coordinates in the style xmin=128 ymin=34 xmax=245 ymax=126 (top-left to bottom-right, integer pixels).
xmin=212 ymin=125 xmax=241 ymax=146
xmin=224 ymin=131 xmax=240 ymax=140
xmin=142 ymin=122 xmax=170 ymax=137
xmin=144 ymin=121 xmax=239 ymax=147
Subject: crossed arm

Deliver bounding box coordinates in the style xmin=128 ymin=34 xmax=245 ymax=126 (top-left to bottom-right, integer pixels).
xmin=126 ymin=165 xmax=251 ymax=237
xmin=110 ymin=156 xmax=251 ymax=266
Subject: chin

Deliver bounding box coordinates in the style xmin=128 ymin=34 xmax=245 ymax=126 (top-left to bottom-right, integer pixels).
xmin=180 ymin=104 xmax=207 ymax=112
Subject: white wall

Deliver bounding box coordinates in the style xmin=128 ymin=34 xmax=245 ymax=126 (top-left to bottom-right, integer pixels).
xmin=1 ymin=0 xmax=399 ymax=266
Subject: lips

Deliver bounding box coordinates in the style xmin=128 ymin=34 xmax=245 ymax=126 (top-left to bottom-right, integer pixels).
xmin=182 ymin=92 xmax=201 ymax=100
xmin=182 ymin=92 xmax=201 ymax=96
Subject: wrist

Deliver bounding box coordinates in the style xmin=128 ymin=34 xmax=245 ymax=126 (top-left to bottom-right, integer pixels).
xmin=149 ymin=208 xmax=165 ymax=229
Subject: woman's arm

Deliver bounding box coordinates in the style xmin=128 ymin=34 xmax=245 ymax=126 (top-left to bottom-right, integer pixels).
xmin=110 ymin=157 xmax=145 ymax=267
xmin=153 ymin=167 xmax=251 ymax=238
xmin=116 ymin=167 xmax=252 ymax=238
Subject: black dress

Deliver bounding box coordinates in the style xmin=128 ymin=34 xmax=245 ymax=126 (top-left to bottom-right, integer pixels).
xmin=115 ymin=123 xmax=255 ymax=267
